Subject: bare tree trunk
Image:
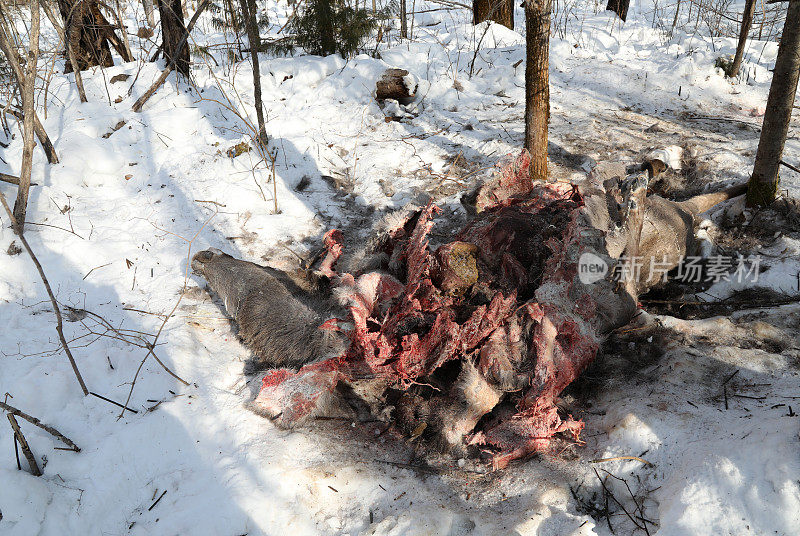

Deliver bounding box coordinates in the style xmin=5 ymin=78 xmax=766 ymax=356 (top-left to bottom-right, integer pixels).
xmin=110 ymin=0 xmax=134 ymax=62
xmin=472 ymin=0 xmax=514 ymax=30
xmin=671 ymin=0 xmax=681 ymax=34
xmin=224 ymin=0 xmax=243 ymax=57
xmin=0 ymin=13 xmax=59 ymax=164
xmin=239 ymin=0 xmax=267 ymax=144
xmin=133 ymin=0 xmax=210 ymax=112
xmin=747 ymin=0 xmax=800 ymax=207
xmin=143 ymin=0 xmax=156 ymax=26
xmin=56 ymin=0 xmax=114 ymax=72
xmin=400 ymin=0 xmax=407 ymax=38
xmin=225 ymin=0 xmax=239 ymax=33
xmin=606 ymin=0 xmax=630 ymax=21
xmin=524 ymin=0 xmax=551 ymax=182
xmin=65 ymin=12 xmax=89 ymax=102
xmin=728 ymin=0 xmax=756 ymax=78
xmin=157 ymin=0 xmax=190 ymax=77
xmin=13 ymin=0 xmax=39 ymax=230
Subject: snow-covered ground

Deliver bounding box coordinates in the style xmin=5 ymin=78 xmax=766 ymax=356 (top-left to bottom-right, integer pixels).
xmin=1 ymin=0 xmax=799 ymax=534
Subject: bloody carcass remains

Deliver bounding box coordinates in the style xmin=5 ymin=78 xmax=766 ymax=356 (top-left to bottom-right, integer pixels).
xmin=193 ymin=150 xmax=744 ymax=468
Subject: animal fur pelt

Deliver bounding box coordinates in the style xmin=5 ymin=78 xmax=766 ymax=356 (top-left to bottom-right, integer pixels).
xmin=191 ymin=249 xmax=348 ymax=370
xmin=192 ymin=150 xmax=746 ymax=468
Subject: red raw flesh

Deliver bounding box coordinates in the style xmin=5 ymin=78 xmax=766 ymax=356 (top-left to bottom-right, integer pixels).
xmin=258 ymin=150 xmax=603 ymax=468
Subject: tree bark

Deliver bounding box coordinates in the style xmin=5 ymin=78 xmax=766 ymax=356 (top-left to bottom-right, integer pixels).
xmin=7 ymin=414 xmax=41 ymax=476
xmin=747 ymin=0 xmax=800 ymax=207
xmin=0 ymin=173 xmax=21 ymax=185
xmin=133 ymin=0 xmax=210 ymax=112
xmin=37 ymin=0 xmax=72 ymax=82
xmin=316 ymin=0 xmax=336 ymax=55
xmin=143 ymin=0 xmax=156 ymax=26
xmin=157 ymin=0 xmax=190 ymax=77
xmin=239 ymin=0 xmax=267 ymax=144
xmin=56 ymin=0 xmax=115 ymax=72
xmin=13 ymin=0 xmax=39 ymax=230
xmin=524 ymin=0 xmax=551 ymax=182
xmin=65 ymin=10 xmax=89 ymax=102
xmin=606 ymin=0 xmax=630 ymax=22
xmin=376 ymin=68 xmax=417 ymax=103
xmin=472 ymin=0 xmax=514 ymax=30
xmin=670 ymin=0 xmax=681 ymax=34
xmin=728 ymin=0 xmax=756 ymax=78
xmin=400 ymin=0 xmax=407 ymax=38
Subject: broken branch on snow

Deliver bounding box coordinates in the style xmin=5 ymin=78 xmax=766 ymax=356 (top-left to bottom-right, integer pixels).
xmin=0 ymin=401 xmax=81 ymax=452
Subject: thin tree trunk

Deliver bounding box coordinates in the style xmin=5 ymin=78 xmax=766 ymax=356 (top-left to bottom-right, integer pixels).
xmin=108 ymin=0 xmax=134 ymax=62
xmin=400 ymin=0 xmax=407 ymax=38
xmin=671 ymin=0 xmax=681 ymax=34
xmin=65 ymin=12 xmax=89 ymax=102
xmin=473 ymin=0 xmax=514 ymax=29
xmin=316 ymin=0 xmax=336 ymax=55
xmin=409 ymin=0 xmax=416 ymax=39
xmin=13 ymin=0 xmax=39 ymax=230
xmin=239 ymin=0 xmax=267 ymax=144
xmin=143 ymin=0 xmax=156 ymax=26
xmin=157 ymin=0 xmax=190 ymax=77
xmin=524 ymin=0 xmax=551 ymax=182
xmin=728 ymin=0 xmax=756 ymax=77
xmin=225 ymin=0 xmax=239 ymax=34
xmin=747 ymin=0 xmax=800 ymax=207
xmin=0 ymin=15 xmax=59 ymax=164
xmin=133 ymin=0 xmax=210 ymax=112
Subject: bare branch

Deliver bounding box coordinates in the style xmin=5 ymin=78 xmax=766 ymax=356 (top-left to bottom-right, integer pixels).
xmin=0 ymin=400 xmax=80 ymax=452
xmin=7 ymin=414 xmax=42 ymax=476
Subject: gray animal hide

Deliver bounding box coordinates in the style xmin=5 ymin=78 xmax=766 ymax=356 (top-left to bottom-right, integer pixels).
xmin=191 ymin=249 xmax=348 ymax=370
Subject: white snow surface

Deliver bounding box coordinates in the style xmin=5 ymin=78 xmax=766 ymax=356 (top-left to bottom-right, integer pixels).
xmin=1 ymin=1 xmax=799 ymax=534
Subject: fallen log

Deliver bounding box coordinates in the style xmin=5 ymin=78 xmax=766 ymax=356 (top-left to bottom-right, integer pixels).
xmin=376 ymin=68 xmax=417 ymax=105
xmin=193 ymin=150 xmax=746 ymax=468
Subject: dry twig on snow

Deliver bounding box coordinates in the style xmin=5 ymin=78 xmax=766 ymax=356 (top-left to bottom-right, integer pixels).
xmin=0 ymin=400 xmax=81 ymax=452
xmin=7 ymin=413 xmax=42 ymax=476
